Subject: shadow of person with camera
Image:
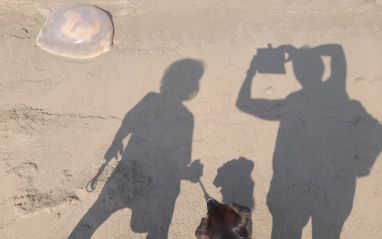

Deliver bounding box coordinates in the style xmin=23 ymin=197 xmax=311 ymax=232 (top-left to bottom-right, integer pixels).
xmin=68 ymin=59 xmax=205 ymax=239
xmin=236 ymin=44 xmax=382 ymax=239
xmin=213 ymin=157 xmax=254 ymax=210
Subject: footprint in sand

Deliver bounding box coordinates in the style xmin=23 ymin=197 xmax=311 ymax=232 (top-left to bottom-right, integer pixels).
xmin=9 ymin=161 xmax=37 ymax=178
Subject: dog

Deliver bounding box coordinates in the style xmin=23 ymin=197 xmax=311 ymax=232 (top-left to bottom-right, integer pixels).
xmin=195 ymin=197 xmax=252 ymax=239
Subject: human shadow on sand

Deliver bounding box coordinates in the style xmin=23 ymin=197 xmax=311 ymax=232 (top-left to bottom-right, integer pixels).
xmin=236 ymin=44 xmax=382 ymax=239
xmin=214 ymin=157 xmax=254 ymax=210
xmin=68 ymin=59 xmax=205 ymax=239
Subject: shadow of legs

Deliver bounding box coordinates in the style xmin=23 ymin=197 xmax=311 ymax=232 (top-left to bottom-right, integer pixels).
xmin=132 ymin=195 xmax=176 ymax=239
xmin=68 ymin=198 xmax=121 ymax=239
xmin=270 ymin=209 xmax=309 ymax=239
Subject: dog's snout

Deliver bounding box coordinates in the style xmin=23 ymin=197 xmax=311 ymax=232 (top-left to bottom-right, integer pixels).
xmin=207 ymin=197 xmax=219 ymax=211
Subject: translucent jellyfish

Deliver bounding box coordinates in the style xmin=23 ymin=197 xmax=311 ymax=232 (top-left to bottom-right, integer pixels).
xmin=36 ymin=4 xmax=114 ymax=59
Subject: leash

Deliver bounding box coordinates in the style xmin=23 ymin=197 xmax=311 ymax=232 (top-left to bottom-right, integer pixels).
xmin=86 ymin=160 xmax=110 ymax=192
xmin=198 ymin=180 xmax=210 ymax=201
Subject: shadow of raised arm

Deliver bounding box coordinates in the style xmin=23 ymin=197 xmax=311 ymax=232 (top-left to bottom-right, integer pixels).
xmin=312 ymin=44 xmax=346 ymax=86
xmin=236 ymin=56 xmax=286 ymax=120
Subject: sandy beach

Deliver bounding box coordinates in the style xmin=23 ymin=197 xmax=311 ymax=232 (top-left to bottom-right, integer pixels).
xmin=1 ymin=0 xmax=382 ymax=238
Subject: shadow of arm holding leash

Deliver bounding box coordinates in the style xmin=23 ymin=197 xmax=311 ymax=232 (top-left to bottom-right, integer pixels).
xmin=86 ymin=96 xmax=148 ymax=192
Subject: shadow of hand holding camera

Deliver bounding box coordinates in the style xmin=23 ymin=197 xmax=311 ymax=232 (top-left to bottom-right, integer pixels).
xmin=247 ymin=44 xmax=297 ymax=78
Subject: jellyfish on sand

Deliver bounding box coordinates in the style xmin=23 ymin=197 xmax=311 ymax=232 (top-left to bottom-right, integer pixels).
xmin=36 ymin=4 xmax=114 ymax=59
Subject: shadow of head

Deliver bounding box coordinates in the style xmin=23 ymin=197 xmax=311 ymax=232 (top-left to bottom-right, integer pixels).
xmin=214 ymin=157 xmax=254 ymax=187
xmin=195 ymin=197 xmax=252 ymax=239
xmin=213 ymin=157 xmax=255 ymax=209
xmin=160 ymin=58 xmax=205 ymax=101
xmin=291 ymin=47 xmax=324 ymax=88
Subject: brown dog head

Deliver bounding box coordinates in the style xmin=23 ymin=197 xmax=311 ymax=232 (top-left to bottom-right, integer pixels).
xmin=195 ymin=197 xmax=252 ymax=239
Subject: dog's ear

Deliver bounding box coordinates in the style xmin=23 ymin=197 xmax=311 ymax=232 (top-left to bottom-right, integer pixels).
xmin=195 ymin=217 xmax=210 ymax=239
xmin=231 ymin=203 xmax=252 ymax=238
